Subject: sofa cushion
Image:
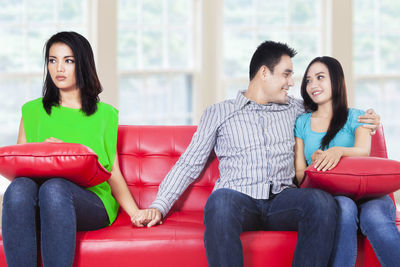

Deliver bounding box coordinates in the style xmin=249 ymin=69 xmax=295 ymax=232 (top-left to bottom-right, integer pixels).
xmin=0 ymin=143 xmax=110 ymax=187
xmin=72 ymin=210 xmax=298 ymax=267
xmin=301 ymin=156 xmax=400 ymax=200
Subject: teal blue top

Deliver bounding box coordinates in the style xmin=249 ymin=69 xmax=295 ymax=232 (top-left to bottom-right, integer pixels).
xmin=294 ymin=108 xmax=364 ymax=165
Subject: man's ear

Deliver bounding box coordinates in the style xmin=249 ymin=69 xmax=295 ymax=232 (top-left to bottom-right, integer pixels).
xmin=259 ymin=65 xmax=271 ymax=81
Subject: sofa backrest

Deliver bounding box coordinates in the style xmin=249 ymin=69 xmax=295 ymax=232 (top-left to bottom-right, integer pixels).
xmin=117 ymin=125 xmax=219 ymax=212
xmin=117 ymin=125 xmax=388 ymax=212
xmin=370 ymin=125 xmax=388 ymax=158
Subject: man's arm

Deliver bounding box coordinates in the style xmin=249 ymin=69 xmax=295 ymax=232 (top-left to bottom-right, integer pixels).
xmin=147 ymin=105 xmax=220 ymax=226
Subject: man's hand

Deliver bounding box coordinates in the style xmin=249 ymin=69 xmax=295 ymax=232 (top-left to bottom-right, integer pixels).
xmin=130 ymin=208 xmax=162 ymax=228
xmin=146 ymin=208 xmax=163 ymax=228
xmin=130 ymin=209 xmax=152 ymax=227
xmin=358 ymin=108 xmax=380 ymax=135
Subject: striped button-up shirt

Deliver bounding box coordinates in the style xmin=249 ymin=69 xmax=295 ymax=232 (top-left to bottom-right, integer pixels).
xmin=150 ymin=91 xmax=305 ymax=217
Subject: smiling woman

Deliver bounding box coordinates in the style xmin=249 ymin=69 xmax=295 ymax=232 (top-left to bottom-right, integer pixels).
xmin=295 ymin=56 xmax=400 ymax=267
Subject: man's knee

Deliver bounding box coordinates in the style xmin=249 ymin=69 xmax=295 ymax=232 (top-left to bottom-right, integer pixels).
xmin=301 ymin=189 xmax=337 ymax=223
xmin=205 ymin=189 xmax=237 ymax=218
xmin=204 ymin=188 xmax=249 ymax=228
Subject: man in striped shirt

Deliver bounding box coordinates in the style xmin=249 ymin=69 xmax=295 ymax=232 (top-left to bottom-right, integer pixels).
xmin=145 ymin=41 xmax=379 ymax=267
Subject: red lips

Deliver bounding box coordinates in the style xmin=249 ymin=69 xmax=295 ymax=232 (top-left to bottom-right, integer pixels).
xmin=56 ymin=76 xmax=66 ymax=81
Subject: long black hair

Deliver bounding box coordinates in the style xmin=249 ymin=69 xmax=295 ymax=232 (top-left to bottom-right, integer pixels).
xmin=42 ymin=31 xmax=102 ymax=115
xmin=300 ymin=56 xmax=348 ymax=150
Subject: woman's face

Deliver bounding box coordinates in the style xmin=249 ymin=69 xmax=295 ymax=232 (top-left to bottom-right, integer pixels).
xmin=305 ymin=62 xmax=332 ymax=106
xmin=48 ymin=42 xmax=77 ymax=92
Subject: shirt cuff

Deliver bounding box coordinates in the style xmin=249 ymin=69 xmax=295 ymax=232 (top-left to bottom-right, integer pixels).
xmin=149 ymin=199 xmax=170 ymax=218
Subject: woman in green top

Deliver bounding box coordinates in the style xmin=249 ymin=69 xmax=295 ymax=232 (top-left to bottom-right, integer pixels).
xmin=2 ymin=31 xmax=152 ymax=267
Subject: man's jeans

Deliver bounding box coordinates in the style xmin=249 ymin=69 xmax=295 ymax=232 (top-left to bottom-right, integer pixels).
xmin=2 ymin=177 xmax=109 ymax=267
xmin=330 ymin=195 xmax=400 ymax=267
xmin=204 ymin=187 xmax=337 ymax=267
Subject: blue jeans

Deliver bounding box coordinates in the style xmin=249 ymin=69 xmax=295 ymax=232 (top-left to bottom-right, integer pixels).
xmin=330 ymin=195 xmax=400 ymax=267
xmin=204 ymin=188 xmax=338 ymax=267
xmin=2 ymin=177 xmax=109 ymax=267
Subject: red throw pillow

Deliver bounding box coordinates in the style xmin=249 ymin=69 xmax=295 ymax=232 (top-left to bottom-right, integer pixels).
xmin=0 ymin=143 xmax=111 ymax=187
xmin=300 ymin=157 xmax=400 ymax=200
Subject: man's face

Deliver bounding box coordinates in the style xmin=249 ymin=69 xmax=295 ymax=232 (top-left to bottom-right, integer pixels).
xmin=262 ymin=55 xmax=294 ymax=104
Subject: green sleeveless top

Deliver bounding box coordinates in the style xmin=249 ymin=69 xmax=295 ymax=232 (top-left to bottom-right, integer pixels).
xmin=22 ymin=98 xmax=119 ymax=225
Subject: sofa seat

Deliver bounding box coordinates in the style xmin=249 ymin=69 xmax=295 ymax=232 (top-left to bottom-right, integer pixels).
xmin=72 ymin=210 xmax=299 ymax=267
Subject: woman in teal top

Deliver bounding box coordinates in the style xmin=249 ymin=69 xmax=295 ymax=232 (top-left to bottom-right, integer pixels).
xmin=2 ymin=32 xmax=153 ymax=267
xmin=295 ymin=108 xmax=365 ymax=166
xmin=294 ymin=56 xmax=400 ymax=267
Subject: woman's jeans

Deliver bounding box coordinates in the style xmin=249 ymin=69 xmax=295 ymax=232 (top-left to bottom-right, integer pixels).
xmin=204 ymin=187 xmax=338 ymax=267
xmin=330 ymin=195 xmax=400 ymax=267
xmin=2 ymin=177 xmax=109 ymax=267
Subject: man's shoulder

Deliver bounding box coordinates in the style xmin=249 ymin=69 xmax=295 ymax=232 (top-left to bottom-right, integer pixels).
xmin=204 ymin=99 xmax=236 ymax=114
xmin=286 ymin=96 xmax=305 ymax=116
xmin=287 ymin=96 xmax=303 ymax=107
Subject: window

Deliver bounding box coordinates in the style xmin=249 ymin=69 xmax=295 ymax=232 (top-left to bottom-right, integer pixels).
xmin=0 ymin=0 xmax=90 ymax=191
xmin=353 ymin=0 xmax=400 ymax=160
xmin=117 ymin=0 xmax=196 ymax=125
xmin=222 ymin=0 xmax=325 ymax=99
xmin=0 ymin=0 xmax=89 ymax=147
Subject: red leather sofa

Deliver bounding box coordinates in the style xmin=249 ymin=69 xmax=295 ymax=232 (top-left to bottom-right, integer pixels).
xmin=0 ymin=125 xmax=399 ymax=266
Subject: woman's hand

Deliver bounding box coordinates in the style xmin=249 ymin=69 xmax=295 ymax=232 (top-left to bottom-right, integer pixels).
xmin=313 ymin=147 xmax=343 ymax=171
xmin=311 ymin=149 xmax=323 ymax=163
xmin=44 ymin=137 xmax=64 ymax=143
xmin=130 ymin=209 xmax=162 ymax=227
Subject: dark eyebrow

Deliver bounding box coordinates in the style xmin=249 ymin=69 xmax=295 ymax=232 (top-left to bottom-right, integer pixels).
xmin=306 ymin=71 xmax=326 ymax=79
xmin=284 ymin=69 xmax=293 ymax=74
xmin=48 ymin=55 xmax=74 ymax=58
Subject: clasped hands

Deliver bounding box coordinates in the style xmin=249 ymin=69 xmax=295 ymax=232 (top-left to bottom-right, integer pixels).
xmin=130 ymin=208 xmax=163 ymax=228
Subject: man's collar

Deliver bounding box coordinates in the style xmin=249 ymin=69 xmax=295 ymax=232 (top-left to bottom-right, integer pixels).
xmin=234 ymin=91 xmax=251 ymax=109
xmin=234 ymin=90 xmax=292 ymax=111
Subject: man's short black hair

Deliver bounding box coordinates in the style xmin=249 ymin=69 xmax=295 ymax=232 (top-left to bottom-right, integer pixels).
xmin=249 ymin=41 xmax=297 ymax=80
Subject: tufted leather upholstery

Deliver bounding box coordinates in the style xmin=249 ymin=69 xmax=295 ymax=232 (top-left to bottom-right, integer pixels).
xmin=117 ymin=126 xmax=219 ymax=214
xmin=0 ymin=125 xmax=398 ymax=266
